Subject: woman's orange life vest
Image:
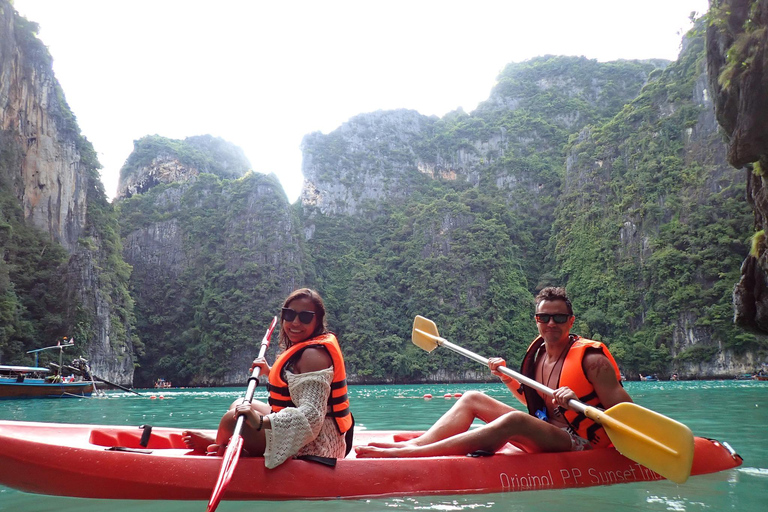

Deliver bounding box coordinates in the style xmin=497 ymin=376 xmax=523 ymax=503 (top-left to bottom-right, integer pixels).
xmin=267 ymin=332 xmax=353 ymax=434
xmin=520 ymin=335 xmax=623 ymax=448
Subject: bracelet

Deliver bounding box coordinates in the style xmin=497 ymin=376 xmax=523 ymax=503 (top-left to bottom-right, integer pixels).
xmin=257 ymin=415 xmax=264 ymax=431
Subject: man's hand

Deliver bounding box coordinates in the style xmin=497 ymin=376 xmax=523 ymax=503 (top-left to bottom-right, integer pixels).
xmin=488 ymin=357 xmax=509 ymax=380
xmin=551 ymin=386 xmax=577 ymax=408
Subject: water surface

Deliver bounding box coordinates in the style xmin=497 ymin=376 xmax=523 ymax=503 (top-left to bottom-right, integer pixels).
xmin=0 ymin=380 xmax=765 ymax=511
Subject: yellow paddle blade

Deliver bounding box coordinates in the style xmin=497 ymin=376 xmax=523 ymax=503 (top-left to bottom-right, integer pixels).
xmin=412 ymin=316 xmax=441 ymax=352
xmin=586 ymin=402 xmax=695 ymax=484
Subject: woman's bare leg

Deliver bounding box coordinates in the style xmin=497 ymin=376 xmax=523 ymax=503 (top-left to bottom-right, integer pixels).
xmin=183 ymin=399 xmax=270 ymax=455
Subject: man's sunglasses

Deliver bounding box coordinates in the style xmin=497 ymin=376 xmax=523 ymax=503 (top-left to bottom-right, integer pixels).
xmin=534 ymin=313 xmax=571 ymax=324
xmin=281 ymin=308 xmax=316 ymax=324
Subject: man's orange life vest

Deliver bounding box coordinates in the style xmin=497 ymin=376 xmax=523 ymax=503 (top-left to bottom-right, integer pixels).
xmin=520 ymin=335 xmax=623 ymax=448
xmin=267 ymin=332 xmax=352 ymax=434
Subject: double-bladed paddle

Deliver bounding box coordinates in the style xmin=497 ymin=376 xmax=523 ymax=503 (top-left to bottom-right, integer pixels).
xmin=411 ymin=315 xmax=695 ymax=484
xmin=207 ymin=316 xmax=278 ymax=512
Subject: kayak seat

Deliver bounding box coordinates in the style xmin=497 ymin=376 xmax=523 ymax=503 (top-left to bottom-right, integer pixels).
xmin=88 ymin=429 xmax=185 ymax=449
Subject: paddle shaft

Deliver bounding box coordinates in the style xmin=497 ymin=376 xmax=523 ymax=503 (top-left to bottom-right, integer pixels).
xmin=232 ymin=315 xmax=278 ymax=434
xmin=207 ymin=316 xmax=277 ymax=512
xmin=420 ymin=330 xmax=589 ymax=415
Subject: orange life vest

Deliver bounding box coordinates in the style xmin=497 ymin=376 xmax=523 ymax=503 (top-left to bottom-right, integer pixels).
xmin=267 ymin=332 xmax=352 ymax=434
xmin=520 ymin=335 xmax=622 ymax=448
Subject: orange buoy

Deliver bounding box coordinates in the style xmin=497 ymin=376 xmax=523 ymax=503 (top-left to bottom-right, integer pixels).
xmin=150 ymin=395 xmax=157 ymax=399
xmin=453 ymin=393 xmax=463 ymax=398
xmin=443 ymin=393 xmax=452 ymax=398
xmin=423 ymin=394 xmax=433 ymax=399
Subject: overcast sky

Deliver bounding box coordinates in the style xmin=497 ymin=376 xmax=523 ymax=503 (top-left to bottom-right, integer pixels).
xmin=12 ymin=0 xmax=709 ymax=202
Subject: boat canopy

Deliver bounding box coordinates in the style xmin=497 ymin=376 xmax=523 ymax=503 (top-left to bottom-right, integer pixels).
xmin=0 ymin=365 xmax=51 ymax=374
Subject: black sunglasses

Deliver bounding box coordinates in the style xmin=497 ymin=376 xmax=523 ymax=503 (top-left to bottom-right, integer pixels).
xmin=534 ymin=313 xmax=571 ymax=324
xmin=281 ymin=308 xmax=316 ymax=325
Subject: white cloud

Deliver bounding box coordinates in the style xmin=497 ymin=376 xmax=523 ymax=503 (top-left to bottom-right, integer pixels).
xmin=12 ymin=0 xmax=709 ymax=202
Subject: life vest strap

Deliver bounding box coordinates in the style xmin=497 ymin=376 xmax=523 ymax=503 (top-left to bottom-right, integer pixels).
xmin=328 ymin=393 xmax=348 ymax=406
xmin=330 ymin=379 xmax=347 ymax=390
xmin=270 ymin=398 xmax=296 ymax=408
xmin=326 ymin=406 xmax=350 ymax=418
xmin=267 ymin=383 xmax=289 ymax=394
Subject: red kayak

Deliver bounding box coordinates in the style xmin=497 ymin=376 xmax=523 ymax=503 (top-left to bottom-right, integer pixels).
xmin=0 ymin=420 xmax=742 ymax=501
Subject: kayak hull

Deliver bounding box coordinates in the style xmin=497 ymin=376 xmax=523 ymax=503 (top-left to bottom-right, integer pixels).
xmin=0 ymin=380 xmax=93 ymax=399
xmin=0 ymin=420 xmax=742 ymax=500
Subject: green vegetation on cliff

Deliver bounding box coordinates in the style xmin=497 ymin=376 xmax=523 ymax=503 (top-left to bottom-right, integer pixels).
xmin=0 ymin=173 xmax=69 ymax=364
xmin=0 ymin=5 xmax=138 ymax=371
xmin=119 ymin=134 xmax=251 ymax=183
xmin=119 ymin=172 xmax=306 ymax=385
xmin=103 ymin=22 xmax=758 ymax=384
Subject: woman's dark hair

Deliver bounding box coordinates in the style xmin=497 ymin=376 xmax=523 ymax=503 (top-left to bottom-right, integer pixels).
xmin=535 ymin=286 xmax=573 ymax=315
xmin=277 ymin=288 xmax=328 ymax=351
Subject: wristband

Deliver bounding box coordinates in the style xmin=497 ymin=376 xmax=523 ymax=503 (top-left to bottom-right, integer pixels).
xmin=257 ymin=414 xmax=264 ymax=431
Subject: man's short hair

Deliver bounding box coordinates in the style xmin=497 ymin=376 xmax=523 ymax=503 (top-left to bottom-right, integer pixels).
xmin=535 ymin=286 xmax=573 ymax=315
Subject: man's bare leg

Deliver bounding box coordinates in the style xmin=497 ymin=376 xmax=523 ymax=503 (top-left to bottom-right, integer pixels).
xmin=366 ymin=391 xmax=516 ymax=448
xmin=356 ymin=410 xmax=572 ymax=457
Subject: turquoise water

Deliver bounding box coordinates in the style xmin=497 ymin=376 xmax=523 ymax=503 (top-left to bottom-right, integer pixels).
xmin=0 ymin=380 xmax=766 ymax=511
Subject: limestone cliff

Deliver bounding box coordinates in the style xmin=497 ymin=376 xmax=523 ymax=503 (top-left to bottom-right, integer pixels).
xmin=298 ymin=43 xmax=762 ymax=380
xmin=0 ymin=2 xmax=136 ymax=383
xmin=301 ymin=57 xmax=657 ymax=220
xmin=116 ymin=134 xmax=251 ymax=199
xmin=559 ymin=25 xmax=761 ymax=379
xmin=301 ymin=109 xmax=436 ymax=217
xmin=707 ymin=0 xmax=768 ymax=335
xmin=0 ymin=6 xmax=86 ymax=252
xmin=119 ymin=171 xmax=309 ymax=386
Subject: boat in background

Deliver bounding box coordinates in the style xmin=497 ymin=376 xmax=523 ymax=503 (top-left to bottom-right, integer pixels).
xmin=0 ymin=365 xmax=94 ymax=399
xmin=0 ymin=421 xmax=742 ymax=501
xmin=0 ymin=338 xmax=94 ymax=399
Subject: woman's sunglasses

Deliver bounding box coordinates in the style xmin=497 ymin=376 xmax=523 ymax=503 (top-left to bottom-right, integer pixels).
xmin=534 ymin=313 xmax=571 ymax=324
xmin=281 ymin=308 xmax=316 ymax=324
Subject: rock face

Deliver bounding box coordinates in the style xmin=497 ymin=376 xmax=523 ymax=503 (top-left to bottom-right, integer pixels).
xmin=301 ymin=109 xmax=435 ymax=217
xmin=707 ymin=0 xmax=768 ymax=334
xmin=119 ymin=172 xmax=308 ymax=386
xmin=117 ymin=154 xmax=200 ymax=200
xmin=0 ymin=5 xmax=86 ymax=253
xmin=0 ymin=2 xmax=136 ymax=384
xmin=115 ymin=134 xmax=251 ymax=200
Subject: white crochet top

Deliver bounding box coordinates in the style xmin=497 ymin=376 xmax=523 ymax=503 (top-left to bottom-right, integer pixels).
xmin=263 ymin=366 xmax=347 ymax=468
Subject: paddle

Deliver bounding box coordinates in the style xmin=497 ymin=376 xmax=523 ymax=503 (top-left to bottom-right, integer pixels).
xmin=206 ymin=316 xmax=278 ymax=512
xmin=411 ymin=315 xmax=695 ymax=484
xmin=51 ymin=362 xmax=142 ymax=396
xmin=92 ymin=375 xmax=142 ymax=396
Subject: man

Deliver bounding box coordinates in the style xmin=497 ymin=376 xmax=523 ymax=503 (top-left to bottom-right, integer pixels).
xmin=355 ymin=287 xmax=631 ymax=457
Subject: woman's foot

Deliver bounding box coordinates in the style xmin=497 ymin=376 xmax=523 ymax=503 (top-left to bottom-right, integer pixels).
xmin=181 ymin=431 xmax=216 ymax=454
xmin=354 ymin=445 xmax=411 ymax=458
xmin=364 ymin=440 xmax=410 ymax=449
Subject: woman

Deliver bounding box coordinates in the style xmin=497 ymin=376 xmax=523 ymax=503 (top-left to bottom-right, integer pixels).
xmin=182 ymin=288 xmax=352 ymax=468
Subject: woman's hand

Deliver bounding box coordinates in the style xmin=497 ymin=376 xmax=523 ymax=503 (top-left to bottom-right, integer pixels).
xmin=233 ymin=401 xmax=260 ymax=425
xmin=551 ymin=386 xmax=577 ymax=408
xmin=251 ymin=357 xmax=270 ymax=376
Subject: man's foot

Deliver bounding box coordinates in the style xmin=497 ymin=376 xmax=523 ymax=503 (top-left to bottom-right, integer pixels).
xmin=181 ymin=431 xmax=215 ymax=454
